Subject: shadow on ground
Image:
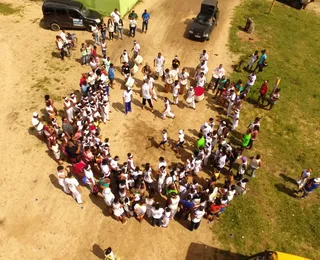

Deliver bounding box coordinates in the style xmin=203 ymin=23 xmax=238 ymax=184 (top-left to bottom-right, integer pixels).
xmin=186 ymin=242 xmax=248 ymax=260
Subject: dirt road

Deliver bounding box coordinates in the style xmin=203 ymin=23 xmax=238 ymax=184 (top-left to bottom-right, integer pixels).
xmin=0 ymin=0 xmax=240 ymax=259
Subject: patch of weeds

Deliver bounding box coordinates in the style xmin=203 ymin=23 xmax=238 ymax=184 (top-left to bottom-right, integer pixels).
xmin=31 ymin=77 xmax=50 ymax=92
xmin=0 ymin=3 xmax=22 ymax=16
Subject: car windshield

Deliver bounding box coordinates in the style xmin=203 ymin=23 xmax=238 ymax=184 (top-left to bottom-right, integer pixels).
xmin=80 ymin=5 xmax=89 ymax=16
xmin=195 ymin=14 xmax=212 ymax=26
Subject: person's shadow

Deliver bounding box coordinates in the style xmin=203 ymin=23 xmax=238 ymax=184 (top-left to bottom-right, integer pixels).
xmin=274 ymin=183 xmax=298 ymax=198
xmin=91 ymin=243 xmax=105 ymax=259
xmin=279 ymin=173 xmax=297 ymax=185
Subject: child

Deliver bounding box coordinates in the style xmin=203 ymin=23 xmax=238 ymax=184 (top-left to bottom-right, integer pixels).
xmin=159 ymin=129 xmax=168 ymax=150
xmin=162 ymin=207 xmax=171 ymax=228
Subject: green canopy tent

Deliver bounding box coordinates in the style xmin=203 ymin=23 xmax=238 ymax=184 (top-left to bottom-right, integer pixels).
xmin=78 ymin=0 xmax=138 ymax=16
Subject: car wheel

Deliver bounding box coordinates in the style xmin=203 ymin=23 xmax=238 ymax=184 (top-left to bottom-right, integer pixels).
xmin=50 ymin=23 xmax=60 ymax=31
xmin=206 ymin=36 xmax=210 ymax=41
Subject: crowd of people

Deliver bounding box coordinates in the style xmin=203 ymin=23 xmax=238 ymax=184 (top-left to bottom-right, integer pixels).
xmin=32 ymin=9 xmax=319 ymax=242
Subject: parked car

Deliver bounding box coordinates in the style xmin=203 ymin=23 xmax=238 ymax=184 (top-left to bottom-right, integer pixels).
xmin=188 ymin=0 xmax=219 ymax=41
xmin=42 ymin=0 xmax=103 ymax=31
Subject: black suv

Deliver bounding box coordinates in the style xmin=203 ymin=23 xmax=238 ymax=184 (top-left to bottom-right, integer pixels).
xmin=42 ymin=0 xmax=103 ymax=31
xmin=188 ymin=0 xmax=219 ymax=41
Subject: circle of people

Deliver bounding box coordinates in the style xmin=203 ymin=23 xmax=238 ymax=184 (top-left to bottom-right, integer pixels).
xmin=31 ymin=11 xmax=319 ymax=233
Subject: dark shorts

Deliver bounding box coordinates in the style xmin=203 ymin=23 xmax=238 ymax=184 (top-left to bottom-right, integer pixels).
xmin=176 ymin=141 xmax=184 ymax=147
xmin=142 ymin=98 xmax=153 ymax=108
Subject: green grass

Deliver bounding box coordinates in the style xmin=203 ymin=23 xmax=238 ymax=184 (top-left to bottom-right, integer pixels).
xmin=213 ymin=1 xmax=320 ymax=259
xmin=0 ymin=3 xmax=21 ymax=15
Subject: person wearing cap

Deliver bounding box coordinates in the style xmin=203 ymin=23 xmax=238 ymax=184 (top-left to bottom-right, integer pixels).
xmin=141 ymin=9 xmax=150 ymax=33
xmin=32 ymin=112 xmax=44 ymax=138
xmin=301 ymin=178 xmax=320 ymax=198
xmin=231 ymin=108 xmax=240 ymax=131
xmin=162 ymin=97 xmax=175 ymax=119
xmin=254 ymin=49 xmax=267 ymax=73
xmin=296 ymin=168 xmax=312 ymax=191
xmin=186 ymin=86 xmax=195 ymax=110
xmin=131 ymin=40 xmax=140 ymax=59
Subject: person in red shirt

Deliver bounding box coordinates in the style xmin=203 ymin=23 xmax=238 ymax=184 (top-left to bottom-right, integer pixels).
xmin=79 ymin=73 xmax=87 ymax=87
xmin=256 ymin=80 xmax=268 ymax=106
xmin=92 ymin=45 xmax=97 ymax=59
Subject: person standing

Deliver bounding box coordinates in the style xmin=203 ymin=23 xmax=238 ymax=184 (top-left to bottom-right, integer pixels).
xmin=247 ymin=125 xmax=259 ymax=149
xmin=56 ymin=166 xmax=70 ymax=194
xmin=154 ymin=53 xmax=165 ymax=79
xmin=168 ymin=193 xmax=180 ymax=220
xmin=141 ymin=9 xmax=150 ymax=33
xmin=265 ymin=88 xmax=280 ymax=110
xmin=200 ymin=49 xmax=209 ymax=64
xmin=162 ymin=207 xmax=172 ymax=228
xmin=108 ymin=63 xmax=115 ymax=86
xmin=120 ymin=50 xmax=129 ymax=64
xmin=162 ymin=97 xmax=175 ymax=119
xmin=227 ymin=89 xmax=236 ymax=117
xmin=186 ymin=86 xmax=195 ymax=110
xmin=134 ymin=199 xmax=147 ymax=223
xmin=141 ymin=79 xmax=153 ymax=112
xmin=246 ymin=50 xmax=259 ymax=71
xmin=244 ymin=71 xmax=257 ymax=93
xmin=151 ymin=203 xmax=164 ymax=227
xmin=131 ymin=40 xmax=140 ymax=59
xmin=55 ymin=36 xmax=65 ymax=60
xmin=196 ymin=72 xmax=206 ymax=88
xmin=296 ymin=168 xmax=312 ymax=191
xmin=32 ymin=112 xmax=44 ymax=139
xmin=65 ymin=172 xmax=83 ymax=204
xmin=107 ymin=19 xmax=114 ymax=40
xmin=190 ymin=206 xmax=205 ymax=231
xmin=254 ymin=49 xmax=267 ymax=73
xmin=172 ymin=80 xmax=180 ymax=106
xmin=104 ymin=247 xmax=116 ymax=260
xmin=123 ymin=86 xmax=132 ymax=115
xmin=231 ymin=108 xmax=240 ymax=131
xmin=92 ymin=24 xmax=100 ymax=45
xmin=129 ymin=16 xmax=138 ymax=37
xmin=256 ymin=80 xmax=268 ymax=106
xmin=178 ymin=68 xmax=190 ymax=94
xmin=241 ymin=129 xmax=252 ymax=149
xmin=110 ymin=8 xmax=121 ymax=32
xmin=212 ymin=64 xmax=225 ymax=91
xmin=118 ymin=19 xmax=124 ymax=40
xmin=248 ymin=154 xmax=262 ymax=177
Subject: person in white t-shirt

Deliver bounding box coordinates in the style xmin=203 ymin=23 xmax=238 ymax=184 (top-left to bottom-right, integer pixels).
xmin=145 ymin=74 xmax=157 ymax=100
xmin=196 ymin=72 xmax=206 ymax=88
xmin=134 ymin=199 xmax=147 ymax=222
xmin=168 ymin=194 xmax=180 ymax=219
xmin=196 ymin=60 xmax=209 ymax=77
xmin=112 ymin=198 xmax=127 ymax=224
xmin=56 ymin=166 xmax=70 ymax=194
xmin=154 ymin=53 xmax=165 ymax=79
xmin=244 ymin=71 xmax=257 ymax=93
xmin=151 ymin=203 xmax=164 ymax=227
xmin=110 ymin=8 xmax=121 ymax=32
xmin=159 ymin=129 xmax=168 ymax=150
xmin=231 ymin=108 xmax=240 ymax=131
xmin=122 ymin=86 xmax=132 ymax=115
xmin=131 ymin=40 xmax=140 ymax=59
xmin=175 ymin=129 xmax=184 ymax=154
xmin=162 ymin=207 xmax=171 ymax=228
xmin=296 ymin=168 xmax=312 ymax=191
xmin=84 ymin=164 xmax=96 ymax=192
xmin=65 ymin=172 xmax=83 ymax=204
xmin=186 ymin=86 xmax=195 ymax=110
xmin=172 ymin=80 xmax=180 ymax=105
xmin=104 ymin=247 xmax=116 ymax=260
xmin=162 ymin=97 xmax=175 ymax=119
xmin=120 ymin=50 xmax=129 ymax=64
xmin=200 ymin=49 xmax=209 ymax=64
xmin=248 ymin=154 xmax=262 ymax=177
xmin=178 ymin=68 xmax=189 ymax=94
xmin=212 ymin=64 xmax=225 ymax=90
xmin=157 ymin=166 xmax=167 ymax=194
xmin=129 ymin=18 xmax=137 ymax=37
xmin=32 ymin=112 xmax=44 ymax=137
xmin=190 ymin=206 xmax=205 ymax=231
xmin=141 ymin=79 xmax=153 ymax=111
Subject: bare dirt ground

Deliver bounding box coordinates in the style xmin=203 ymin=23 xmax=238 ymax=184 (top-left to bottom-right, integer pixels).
xmin=0 ymin=0 xmax=241 ymax=259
